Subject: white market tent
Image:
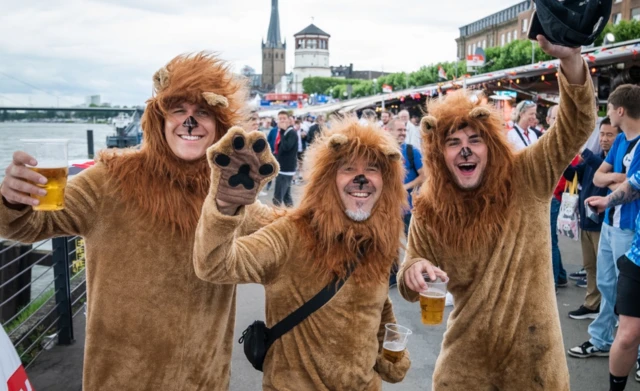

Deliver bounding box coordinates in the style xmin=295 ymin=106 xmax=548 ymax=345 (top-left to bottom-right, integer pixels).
xmin=259 ymin=39 xmax=640 ymax=117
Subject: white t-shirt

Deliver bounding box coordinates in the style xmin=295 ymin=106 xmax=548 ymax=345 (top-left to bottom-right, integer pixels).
xmin=405 ymin=122 xmax=422 ymax=149
xmin=508 ymin=124 xmax=540 ymax=151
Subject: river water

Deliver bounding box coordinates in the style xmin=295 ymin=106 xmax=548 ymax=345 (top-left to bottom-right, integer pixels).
xmin=0 ymin=123 xmax=116 ymax=180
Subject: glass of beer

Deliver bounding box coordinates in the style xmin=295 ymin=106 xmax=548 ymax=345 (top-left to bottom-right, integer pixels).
xmin=21 ymin=139 xmax=69 ymax=211
xmin=419 ymin=275 xmax=448 ymax=325
xmin=382 ymin=323 xmax=412 ymax=363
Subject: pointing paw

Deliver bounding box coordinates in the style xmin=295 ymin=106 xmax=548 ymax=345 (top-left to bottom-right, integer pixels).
xmin=207 ymin=127 xmax=278 ymax=206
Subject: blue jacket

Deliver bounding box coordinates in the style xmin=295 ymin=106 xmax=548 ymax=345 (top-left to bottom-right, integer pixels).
xmin=563 ymin=149 xmax=608 ymax=231
xmin=267 ymin=126 xmax=278 ymax=152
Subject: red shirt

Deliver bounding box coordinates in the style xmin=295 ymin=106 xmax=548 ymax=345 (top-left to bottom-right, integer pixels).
xmin=554 ymin=155 xmax=581 ymax=201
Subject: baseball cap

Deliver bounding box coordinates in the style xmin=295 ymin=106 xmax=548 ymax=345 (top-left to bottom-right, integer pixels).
xmin=527 ymin=0 xmax=612 ymax=48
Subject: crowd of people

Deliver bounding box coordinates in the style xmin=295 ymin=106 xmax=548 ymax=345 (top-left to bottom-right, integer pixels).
xmin=0 ymin=35 xmax=639 ymax=391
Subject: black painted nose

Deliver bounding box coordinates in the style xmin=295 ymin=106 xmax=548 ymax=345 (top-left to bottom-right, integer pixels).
xmin=182 ymin=116 xmax=198 ymax=135
xmin=353 ymin=174 xmax=369 ymax=190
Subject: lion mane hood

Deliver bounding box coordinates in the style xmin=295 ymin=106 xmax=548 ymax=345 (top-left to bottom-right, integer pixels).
xmin=290 ymin=118 xmax=408 ymax=286
xmin=98 ymin=52 xmax=248 ymax=237
xmin=413 ymin=89 xmax=515 ymax=252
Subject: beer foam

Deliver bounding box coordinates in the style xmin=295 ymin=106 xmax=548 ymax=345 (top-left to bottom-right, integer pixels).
xmin=383 ymin=341 xmax=405 ymax=352
xmin=32 ymin=160 xmax=67 ymax=169
xmin=420 ymin=289 xmax=446 ymax=298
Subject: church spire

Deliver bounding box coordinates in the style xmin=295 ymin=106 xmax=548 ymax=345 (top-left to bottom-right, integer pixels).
xmin=266 ymin=0 xmax=284 ymax=49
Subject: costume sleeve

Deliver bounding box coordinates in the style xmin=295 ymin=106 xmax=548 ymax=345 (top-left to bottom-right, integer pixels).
xmin=374 ymin=296 xmax=411 ymax=384
xmin=397 ymin=214 xmax=438 ymax=303
xmin=193 ymin=194 xmax=291 ymax=285
xmin=0 ymin=165 xmax=104 ymax=243
xmin=237 ymin=201 xmax=279 ymax=236
xmin=515 ymin=60 xmax=596 ymax=200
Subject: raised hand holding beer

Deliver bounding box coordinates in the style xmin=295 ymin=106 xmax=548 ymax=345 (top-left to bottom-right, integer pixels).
xmin=1 ymin=139 xmax=69 ymax=210
xmin=403 ymin=258 xmax=448 ymax=293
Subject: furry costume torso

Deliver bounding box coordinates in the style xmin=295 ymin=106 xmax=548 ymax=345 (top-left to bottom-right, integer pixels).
xmin=398 ymin=63 xmax=596 ymax=391
xmin=194 ymin=214 xmax=402 ymax=390
xmin=0 ymin=163 xmax=273 ymax=390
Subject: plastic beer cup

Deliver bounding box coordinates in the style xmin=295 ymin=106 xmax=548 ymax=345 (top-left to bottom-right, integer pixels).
xmin=382 ymin=323 xmax=411 ymax=363
xmin=419 ymin=275 xmax=448 ymax=325
xmin=21 ymin=139 xmax=69 ymax=211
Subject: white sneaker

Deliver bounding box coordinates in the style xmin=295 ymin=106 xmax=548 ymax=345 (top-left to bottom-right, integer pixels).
xmin=259 ymin=191 xmax=268 ymax=196
xmin=635 ymin=360 xmax=639 ymax=382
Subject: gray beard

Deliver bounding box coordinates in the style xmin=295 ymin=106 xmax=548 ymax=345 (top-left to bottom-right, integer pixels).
xmin=345 ymin=208 xmax=371 ymax=222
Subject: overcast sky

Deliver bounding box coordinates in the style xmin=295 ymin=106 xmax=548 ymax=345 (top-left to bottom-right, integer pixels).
xmin=0 ymin=0 xmax=522 ymax=107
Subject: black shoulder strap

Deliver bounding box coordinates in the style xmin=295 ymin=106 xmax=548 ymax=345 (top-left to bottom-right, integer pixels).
xmin=266 ymin=267 xmax=354 ymax=348
xmin=406 ymin=144 xmax=419 ymax=177
xmin=513 ymin=125 xmax=529 ymax=147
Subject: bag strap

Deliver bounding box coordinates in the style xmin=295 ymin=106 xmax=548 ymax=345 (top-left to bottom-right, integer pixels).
xmin=513 ymin=125 xmax=529 ymax=147
xmin=266 ymin=266 xmax=354 ymax=348
xmin=406 ymin=144 xmax=419 ymax=178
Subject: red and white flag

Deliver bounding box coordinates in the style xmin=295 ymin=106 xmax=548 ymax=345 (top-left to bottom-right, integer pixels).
xmin=438 ymin=66 xmax=447 ymax=81
xmin=1 ymin=327 xmax=33 ymax=391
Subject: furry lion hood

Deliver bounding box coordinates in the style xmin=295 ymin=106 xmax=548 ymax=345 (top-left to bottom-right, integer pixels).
xmin=291 ymin=119 xmax=408 ymax=285
xmin=98 ymin=52 xmax=249 ymax=237
xmin=414 ymin=89 xmax=515 ymax=252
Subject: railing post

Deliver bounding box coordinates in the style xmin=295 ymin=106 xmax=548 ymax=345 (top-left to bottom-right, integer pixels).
xmin=52 ymin=237 xmax=74 ymax=345
xmin=87 ymin=129 xmax=94 ymax=159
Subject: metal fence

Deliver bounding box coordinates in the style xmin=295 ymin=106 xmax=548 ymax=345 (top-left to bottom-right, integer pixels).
xmin=0 ymin=236 xmax=86 ymax=367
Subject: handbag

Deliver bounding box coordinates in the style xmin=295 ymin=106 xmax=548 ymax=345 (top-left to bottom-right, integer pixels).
xmin=557 ymin=173 xmax=580 ymax=241
xmin=238 ymin=267 xmax=354 ymax=371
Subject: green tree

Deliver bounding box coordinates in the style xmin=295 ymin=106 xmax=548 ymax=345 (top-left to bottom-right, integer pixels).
xmin=594 ymin=20 xmax=640 ymax=46
xmin=479 ymin=39 xmax=552 ymax=73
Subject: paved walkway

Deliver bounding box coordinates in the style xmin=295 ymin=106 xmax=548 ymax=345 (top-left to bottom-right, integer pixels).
xmin=24 ymin=186 xmax=640 ymax=390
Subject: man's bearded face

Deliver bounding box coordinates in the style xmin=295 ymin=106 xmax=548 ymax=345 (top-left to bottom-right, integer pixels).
xmin=444 ymin=126 xmax=488 ymax=191
xmin=336 ymin=158 xmax=384 ymax=221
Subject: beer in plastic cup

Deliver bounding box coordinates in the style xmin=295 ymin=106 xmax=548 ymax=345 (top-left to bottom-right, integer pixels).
xmin=21 ymin=139 xmax=69 ymax=211
xmin=382 ymin=323 xmax=411 ymax=363
xmin=419 ymin=275 xmax=448 ymax=325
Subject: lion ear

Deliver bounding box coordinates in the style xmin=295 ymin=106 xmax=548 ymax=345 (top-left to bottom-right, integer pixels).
xmin=328 ymin=134 xmax=348 ymax=149
xmin=469 ymin=107 xmax=491 ymax=119
xmin=384 ymin=146 xmax=402 ymax=161
xmin=420 ymin=115 xmax=437 ymax=136
xmin=152 ymin=67 xmax=169 ymax=93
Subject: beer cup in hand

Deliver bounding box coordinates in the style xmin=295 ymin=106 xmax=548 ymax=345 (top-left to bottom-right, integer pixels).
xmin=382 ymin=324 xmax=411 ymax=363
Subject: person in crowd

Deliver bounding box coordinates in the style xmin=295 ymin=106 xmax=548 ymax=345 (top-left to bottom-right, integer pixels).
xmin=399 ymin=109 xmax=421 ymax=149
xmin=360 ymin=108 xmax=378 ymax=125
xmin=272 ymin=110 xmax=298 ymax=207
xmin=0 ymin=52 xmax=276 ymax=390
xmin=508 ymin=100 xmax=539 ymax=150
xmin=195 ymin=119 xmax=411 ymax=390
xmin=569 ymin=85 xmax=640 ymax=368
xmin=378 ymin=110 xmax=391 ymax=130
xmin=306 ymin=114 xmax=325 ymax=147
xmin=585 ymin=161 xmax=640 ymax=390
xmin=398 ymin=37 xmax=594 ymax=390
xmin=564 ymin=118 xmax=618 ymax=319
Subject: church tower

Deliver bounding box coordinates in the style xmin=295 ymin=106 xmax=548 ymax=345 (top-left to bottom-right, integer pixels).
xmin=261 ymin=0 xmax=286 ymax=90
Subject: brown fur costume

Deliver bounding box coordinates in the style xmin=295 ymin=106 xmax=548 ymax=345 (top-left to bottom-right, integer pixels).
xmin=194 ymin=120 xmax=411 ymax=390
xmin=398 ymin=61 xmax=596 ymax=391
xmin=0 ymin=52 xmax=275 ymax=390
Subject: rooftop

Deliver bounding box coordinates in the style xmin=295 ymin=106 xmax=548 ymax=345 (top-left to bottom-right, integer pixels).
xmin=294 ymin=23 xmax=330 ymax=37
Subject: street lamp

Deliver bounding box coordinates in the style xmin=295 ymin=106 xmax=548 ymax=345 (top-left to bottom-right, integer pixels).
xmin=603 ymin=33 xmax=616 ymax=46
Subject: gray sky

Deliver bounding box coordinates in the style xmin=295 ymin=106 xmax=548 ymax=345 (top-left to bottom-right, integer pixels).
xmin=0 ymin=0 xmax=521 ymax=107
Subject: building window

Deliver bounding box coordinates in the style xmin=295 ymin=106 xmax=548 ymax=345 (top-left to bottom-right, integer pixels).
xmin=633 ymin=8 xmax=640 ymax=20
xmin=468 ymin=44 xmax=472 ymax=55
xmin=482 ymin=39 xmax=486 ymax=49
xmin=513 ymin=30 xmax=517 ymax=40
xmin=472 ymin=43 xmax=476 ymax=54
xmin=264 ymin=54 xmax=266 ymax=59
xmin=507 ymin=31 xmax=511 ymax=43
xmin=613 ymin=12 xmax=622 ymax=24
xmin=522 ymin=18 xmax=528 ymax=33
xmin=501 ymin=33 xmax=505 ymax=46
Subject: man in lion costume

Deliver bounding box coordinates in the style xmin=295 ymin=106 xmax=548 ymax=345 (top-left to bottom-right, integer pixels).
xmin=193 ymin=119 xmax=411 ymax=390
xmin=0 ymin=52 xmax=275 ymax=390
xmin=397 ymin=38 xmax=595 ymax=390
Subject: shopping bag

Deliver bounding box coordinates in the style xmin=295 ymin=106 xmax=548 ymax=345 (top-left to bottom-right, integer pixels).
xmin=557 ymin=174 xmax=579 ymax=241
xmin=1 ymin=326 xmax=34 ymax=391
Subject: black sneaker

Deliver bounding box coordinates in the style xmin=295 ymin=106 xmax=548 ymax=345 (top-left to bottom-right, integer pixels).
xmin=576 ymin=278 xmax=587 ymax=288
xmin=569 ymin=268 xmax=587 ymax=281
xmin=556 ymin=278 xmax=568 ymax=288
xmin=569 ymin=305 xmax=599 ymax=320
xmin=568 ymin=341 xmax=609 ymax=358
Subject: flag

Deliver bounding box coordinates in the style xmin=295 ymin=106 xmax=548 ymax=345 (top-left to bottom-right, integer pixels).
xmin=438 ymin=66 xmax=447 ymax=81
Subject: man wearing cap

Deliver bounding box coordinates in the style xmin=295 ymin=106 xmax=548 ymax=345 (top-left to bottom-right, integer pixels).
xmin=0 ymin=53 xmax=275 ymax=390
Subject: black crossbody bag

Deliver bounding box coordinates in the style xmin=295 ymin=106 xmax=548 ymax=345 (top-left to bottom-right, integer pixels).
xmin=238 ymin=268 xmax=353 ymax=371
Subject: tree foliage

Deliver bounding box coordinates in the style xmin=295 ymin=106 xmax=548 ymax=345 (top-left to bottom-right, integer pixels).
xmin=594 ymin=20 xmax=640 ymax=46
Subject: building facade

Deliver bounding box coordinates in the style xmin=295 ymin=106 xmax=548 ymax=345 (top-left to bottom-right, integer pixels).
xmin=456 ymin=0 xmax=640 ymax=61
xmin=330 ymin=64 xmax=390 ymax=80
xmin=292 ymin=24 xmax=331 ymax=94
xmin=261 ymin=0 xmax=286 ymax=90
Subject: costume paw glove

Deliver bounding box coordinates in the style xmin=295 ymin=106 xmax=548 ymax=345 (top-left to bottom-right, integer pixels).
xmin=374 ymin=349 xmax=411 ymax=383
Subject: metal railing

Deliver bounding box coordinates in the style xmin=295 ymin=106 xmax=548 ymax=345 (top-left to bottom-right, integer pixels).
xmin=0 ymin=236 xmax=86 ymax=367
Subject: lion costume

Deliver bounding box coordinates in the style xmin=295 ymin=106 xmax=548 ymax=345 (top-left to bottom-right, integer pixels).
xmin=0 ymin=53 xmax=275 ymax=390
xmin=397 ymin=60 xmax=595 ymax=390
xmin=193 ymin=120 xmax=411 ymax=390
